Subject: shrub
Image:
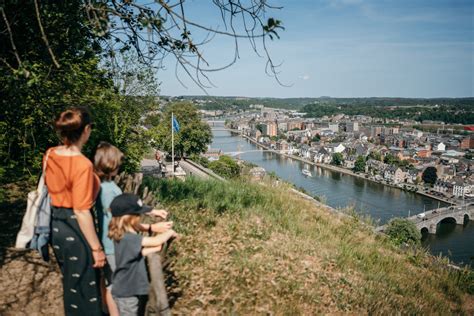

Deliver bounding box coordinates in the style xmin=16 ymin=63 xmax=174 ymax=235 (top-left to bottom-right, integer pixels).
xmin=385 ymin=218 xmax=421 ymax=246
xmin=142 ymin=176 xmax=268 ymax=215
xmin=188 ymin=154 xmax=210 ymax=168
xmin=422 ymin=166 xmax=438 ymax=186
xmin=208 ymin=155 xmax=241 ymax=179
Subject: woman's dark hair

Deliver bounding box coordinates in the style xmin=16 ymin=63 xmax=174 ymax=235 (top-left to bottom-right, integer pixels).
xmin=54 ymin=107 xmax=92 ymax=145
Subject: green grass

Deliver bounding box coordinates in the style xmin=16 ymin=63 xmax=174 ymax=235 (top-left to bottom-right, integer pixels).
xmin=143 ymin=176 xmax=474 ymax=314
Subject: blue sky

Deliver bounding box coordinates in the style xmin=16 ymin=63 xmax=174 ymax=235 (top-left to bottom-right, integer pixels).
xmin=157 ymin=0 xmax=473 ymax=98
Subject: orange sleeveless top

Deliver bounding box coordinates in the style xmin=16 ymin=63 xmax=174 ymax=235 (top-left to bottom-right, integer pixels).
xmin=44 ymin=147 xmax=100 ymax=210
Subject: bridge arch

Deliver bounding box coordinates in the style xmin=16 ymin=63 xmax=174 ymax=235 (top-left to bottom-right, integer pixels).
xmin=438 ymin=217 xmax=457 ymax=225
xmin=463 ymin=213 xmax=470 ymax=225
xmin=420 ymin=227 xmax=429 ymax=236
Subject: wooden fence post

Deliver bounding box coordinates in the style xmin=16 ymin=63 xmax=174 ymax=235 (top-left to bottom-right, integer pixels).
xmin=145 ymin=252 xmax=171 ymax=316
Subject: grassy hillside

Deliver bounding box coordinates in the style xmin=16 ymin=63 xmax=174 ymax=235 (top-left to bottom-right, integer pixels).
xmin=145 ymin=176 xmax=473 ymax=314
xmin=0 ymin=177 xmax=473 ymax=314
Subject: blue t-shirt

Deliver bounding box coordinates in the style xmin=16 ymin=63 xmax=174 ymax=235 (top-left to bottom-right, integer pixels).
xmin=98 ymin=181 xmax=122 ymax=255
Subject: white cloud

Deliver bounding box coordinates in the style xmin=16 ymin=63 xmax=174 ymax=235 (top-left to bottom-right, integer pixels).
xmin=298 ymin=74 xmax=311 ymax=80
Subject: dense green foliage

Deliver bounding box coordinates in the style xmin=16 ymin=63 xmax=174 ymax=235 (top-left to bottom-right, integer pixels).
xmin=353 ymin=156 xmax=366 ymax=172
xmin=255 ymin=123 xmax=265 ymax=134
xmin=422 ymin=166 xmax=438 ymax=185
xmin=177 ymin=96 xmax=314 ymax=111
xmin=0 ymin=2 xmax=160 ymax=184
xmin=385 ymin=218 xmax=422 ymax=246
xmin=384 ymin=153 xmax=399 ymax=165
xmin=208 ymin=155 xmax=241 ymax=179
xmin=188 ymin=154 xmax=242 ymax=179
xmin=188 ymin=154 xmax=210 ymax=168
xmin=1 ymin=2 xmax=97 ymax=181
xmin=142 ymin=176 xmax=265 ymax=215
xmin=331 ymin=153 xmax=344 ymax=166
xmin=151 ymin=102 xmax=212 ymax=158
xmin=368 ymin=151 xmax=382 ymax=161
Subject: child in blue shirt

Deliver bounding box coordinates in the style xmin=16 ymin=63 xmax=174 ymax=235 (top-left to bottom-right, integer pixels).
xmin=94 ymin=142 xmax=124 ymax=316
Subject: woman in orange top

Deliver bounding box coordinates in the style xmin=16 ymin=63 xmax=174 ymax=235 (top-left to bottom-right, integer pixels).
xmin=45 ymin=107 xmax=105 ymax=315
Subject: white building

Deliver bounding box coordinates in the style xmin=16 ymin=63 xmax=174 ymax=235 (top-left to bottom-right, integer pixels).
xmin=333 ymin=143 xmax=346 ymax=153
xmin=453 ymin=179 xmax=472 ymax=198
xmin=328 ymin=123 xmax=339 ymax=133
xmin=434 ymin=142 xmax=446 ymax=151
xmin=346 ymin=122 xmax=359 ymax=132
xmin=384 ymin=166 xmax=406 ymax=184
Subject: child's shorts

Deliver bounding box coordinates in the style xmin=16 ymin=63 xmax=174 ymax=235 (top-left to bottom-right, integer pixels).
xmin=114 ymin=295 xmax=148 ymax=316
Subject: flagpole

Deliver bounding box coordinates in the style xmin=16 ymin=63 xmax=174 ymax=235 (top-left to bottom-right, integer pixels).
xmin=171 ymin=112 xmax=174 ymax=177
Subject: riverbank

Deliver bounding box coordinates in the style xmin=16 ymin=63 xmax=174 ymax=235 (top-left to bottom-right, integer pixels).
xmin=239 ymin=133 xmax=453 ymax=205
xmin=217 ymin=127 xmax=474 ymax=269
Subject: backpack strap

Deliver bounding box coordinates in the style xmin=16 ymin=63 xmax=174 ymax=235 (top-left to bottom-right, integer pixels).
xmin=42 ymin=147 xmax=53 ymax=174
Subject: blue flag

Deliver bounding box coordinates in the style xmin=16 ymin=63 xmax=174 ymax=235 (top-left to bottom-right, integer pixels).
xmin=172 ymin=116 xmax=180 ymax=133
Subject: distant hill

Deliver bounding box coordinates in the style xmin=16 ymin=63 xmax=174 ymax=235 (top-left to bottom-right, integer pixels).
xmin=301 ymin=99 xmax=474 ymax=124
xmin=158 ymin=95 xmax=474 ymax=124
xmin=163 ymin=95 xmax=473 ymax=110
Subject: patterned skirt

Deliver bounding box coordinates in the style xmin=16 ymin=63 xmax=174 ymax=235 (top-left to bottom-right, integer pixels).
xmin=51 ymin=207 xmax=102 ymax=316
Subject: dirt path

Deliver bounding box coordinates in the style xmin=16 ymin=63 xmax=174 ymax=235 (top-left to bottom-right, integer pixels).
xmin=0 ymin=249 xmax=63 ymax=315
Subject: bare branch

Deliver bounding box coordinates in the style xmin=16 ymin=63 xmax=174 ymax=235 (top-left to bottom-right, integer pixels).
xmin=1 ymin=7 xmax=22 ymax=68
xmin=82 ymin=0 xmax=285 ymax=91
xmin=34 ymin=0 xmax=60 ymax=68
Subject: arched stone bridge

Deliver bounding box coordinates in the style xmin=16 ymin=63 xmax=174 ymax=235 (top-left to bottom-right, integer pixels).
xmin=223 ymin=149 xmax=292 ymax=156
xmin=413 ymin=204 xmax=473 ymax=234
xmin=211 ymin=128 xmax=241 ymax=133
xmin=378 ymin=204 xmax=473 ymax=234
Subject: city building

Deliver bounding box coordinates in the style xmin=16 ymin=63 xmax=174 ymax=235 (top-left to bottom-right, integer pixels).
xmin=287 ymin=120 xmax=303 ymax=131
xmin=384 ymin=166 xmax=406 ymax=184
xmin=416 ymin=149 xmax=432 ymax=158
xmin=277 ymin=122 xmax=288 ymax=132
xmin=276 ymin=140 xmax=289 ymax=152
xmin=346 ymin=122 xmax=359 ymax=132
xmin=262 ymin=121 xmax=277 ymax=137
xmin=460 ymin=136 xmax=474 ymax=149
xmin=371 ymin=126 xmax=383 ymax=138
xmin=433 ymin=142 xmax=446 ymax=151
xmin=453 ymin=178 xmax=472 ymax=197
xmin=203 ymin=149 xmax=222 ymax=160
xmin=328 ymin=123 xmax=339 ymax=133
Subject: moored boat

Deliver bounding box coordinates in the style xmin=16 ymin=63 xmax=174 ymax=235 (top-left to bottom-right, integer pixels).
xmin=302 ymin=169 xmax=312 ymax=177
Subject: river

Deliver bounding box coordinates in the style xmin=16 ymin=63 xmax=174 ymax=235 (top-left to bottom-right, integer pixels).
xmin=211 ymin=125 xmax=474 ymax=268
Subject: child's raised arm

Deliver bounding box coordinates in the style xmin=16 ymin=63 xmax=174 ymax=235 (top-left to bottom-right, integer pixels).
xmin=142 ymin=245 xmax=163 ymax=256
xmin=139 ymin=221 xmax=173 ymax=234
xmin=141 ymin=229 xmax=177 ymax=249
